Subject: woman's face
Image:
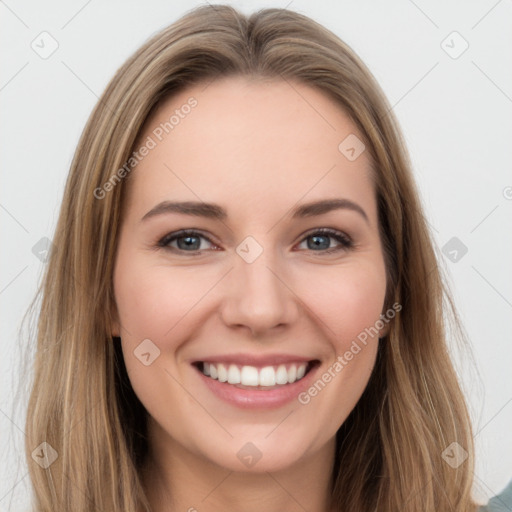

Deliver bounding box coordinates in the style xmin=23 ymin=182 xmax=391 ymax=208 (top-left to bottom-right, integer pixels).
xmin=112 ymin=76 xmax=388 ymax=473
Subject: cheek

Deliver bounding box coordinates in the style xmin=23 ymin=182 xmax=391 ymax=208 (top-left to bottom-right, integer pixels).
xmin=113 ymin=254 xmax=212 ymax=415
xmin=299 ymin=266 xmax=382 ymax=403
xmin=290 ymin=262 xmax=385 ymax=439
xmin=296 ymin=261 xmax=387 ymax=346
xmin=114 ymin=256 xmax=213 ymax=340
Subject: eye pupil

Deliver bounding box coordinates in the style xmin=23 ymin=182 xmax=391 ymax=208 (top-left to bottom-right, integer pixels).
xmin=178 ymin=236 xmax=200 ymax=250
xmin=308 ymin=235 xmax=330 ymax=250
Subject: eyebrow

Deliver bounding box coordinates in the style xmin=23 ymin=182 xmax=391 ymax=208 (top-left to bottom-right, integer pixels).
xmin=141 ymin=198 xmax=369 ymax=223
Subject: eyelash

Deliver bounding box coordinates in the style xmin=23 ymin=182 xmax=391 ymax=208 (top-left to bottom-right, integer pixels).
xmin=157 ymin=228 xmax=353 ymax=255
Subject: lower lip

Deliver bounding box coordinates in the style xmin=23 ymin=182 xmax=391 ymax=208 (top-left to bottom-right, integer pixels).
xmin=195 ymin=364 xmax=319 ymax=409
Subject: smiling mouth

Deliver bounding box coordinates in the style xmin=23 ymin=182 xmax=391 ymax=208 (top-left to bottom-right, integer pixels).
xmin=194 ymin=361 xmax=319 ymax=389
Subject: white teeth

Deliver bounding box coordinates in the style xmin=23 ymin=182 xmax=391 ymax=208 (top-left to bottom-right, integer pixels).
xmin=201 ymin=362 xmax=310 ymax=386
xmin=259 ymin=366 xmax=276 ymax=386
xmin=217 ymin=363 xmax=228 ymax=382
xmin=275 ymin=365 xmax=288 ymax=385
xmin=227 ymin=364 xmax=241 ymax=384
xmin=240 ymin=365 xmax=259 ymax=386
xmin=287 ymin=365 xmax=297 ymax=383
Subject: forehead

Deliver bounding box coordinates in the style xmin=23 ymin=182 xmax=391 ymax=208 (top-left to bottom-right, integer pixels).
xmin=124 ymin=76 xmax=375 ymax=223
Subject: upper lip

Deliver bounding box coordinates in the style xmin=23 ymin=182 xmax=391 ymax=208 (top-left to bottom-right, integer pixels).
xmin=192 ymin=353 xmax=318 ymax=367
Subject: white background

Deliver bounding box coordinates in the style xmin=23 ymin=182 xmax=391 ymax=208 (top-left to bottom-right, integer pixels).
xmin=1 ymin=1 xmax=511 ymax=510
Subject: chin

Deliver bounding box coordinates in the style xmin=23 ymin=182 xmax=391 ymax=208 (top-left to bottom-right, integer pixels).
xmin=194 ymin=433 xmax=324 ymax=474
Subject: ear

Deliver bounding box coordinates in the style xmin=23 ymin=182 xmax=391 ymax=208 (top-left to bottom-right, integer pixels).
xmin=379 ymin=320 xmax=390 ymax=338
xmin=378 ymin=304 xmax=393 ymax=338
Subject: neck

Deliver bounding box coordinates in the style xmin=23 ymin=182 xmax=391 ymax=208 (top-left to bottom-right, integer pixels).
xmin=141 ymin=420 xmax=336 ymax=512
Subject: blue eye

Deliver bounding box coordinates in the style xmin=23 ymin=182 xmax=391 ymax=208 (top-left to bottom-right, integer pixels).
xmin=297 ymin=228 xmax=353 ymax=254
xmin=158 ymin=230 xmax=216 ymax=253
xmin=157 ymin=228 xmax=352 ymax=254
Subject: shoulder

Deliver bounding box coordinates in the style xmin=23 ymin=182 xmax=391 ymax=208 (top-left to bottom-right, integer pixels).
xmin=479 ymin=480 xmax=512 ymax=511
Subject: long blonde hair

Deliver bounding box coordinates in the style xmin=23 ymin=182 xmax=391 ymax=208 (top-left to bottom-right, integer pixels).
xmin=24 ymin=5 xmax=477 ymax=511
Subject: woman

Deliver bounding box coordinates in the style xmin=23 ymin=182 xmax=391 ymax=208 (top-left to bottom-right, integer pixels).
xmin=24 ymin=4 xmax=507 ymax=511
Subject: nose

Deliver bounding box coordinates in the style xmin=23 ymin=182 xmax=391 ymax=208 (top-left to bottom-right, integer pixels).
xmin=219 ymin=247 xmax=300 ymax=338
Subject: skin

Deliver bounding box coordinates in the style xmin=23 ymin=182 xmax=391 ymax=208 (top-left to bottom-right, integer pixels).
xmin=112 ymin=76 xmax=388 ymax=512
